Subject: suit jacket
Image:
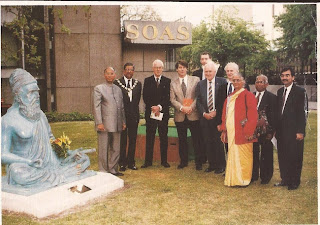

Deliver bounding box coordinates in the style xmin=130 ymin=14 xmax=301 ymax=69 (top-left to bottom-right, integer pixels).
xmin=254 ymin=90 xmax=277 ymax=135
xmin=276 ymin=84 xmax=307 ymax=140
xmin=221 ymin=89 xmax=258 ymax=144
xmin=170 ymin=75 xmax=200 ymax=122
xmin=114 ymin=77 xmax=142 ymax=124
xmin=143 ymin=75 xmax=171 ymax=121
xmin=93 ymin=83 xmax=126 ymax=132
xmin=192 ymin=68 xmax=203 ymax=81
xmin=196 ymin=77 xmax=227 ymax=125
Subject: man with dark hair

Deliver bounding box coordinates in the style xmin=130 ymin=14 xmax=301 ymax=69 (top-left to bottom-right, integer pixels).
xmin=251 ymin=75 xmax=277 ymax=184
xmin=274 ymin=67 xmax=308 ymax=190
xmin=192 ymin=52 xmax=212 ymax=81
xmin=114 ymin=63 xmax=142 ymax=171
xmin=170 ymin=60 xmax=203 ymax=170
xmin=141 ymin=59 xmax=171 ymax=168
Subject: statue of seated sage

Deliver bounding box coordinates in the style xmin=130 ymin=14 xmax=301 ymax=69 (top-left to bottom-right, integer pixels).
xmin=1 ymin=69 xmax=96 ymax=196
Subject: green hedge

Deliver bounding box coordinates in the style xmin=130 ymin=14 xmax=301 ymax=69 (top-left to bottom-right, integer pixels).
xmin=45 ymin=111 xmax=94 ymax=122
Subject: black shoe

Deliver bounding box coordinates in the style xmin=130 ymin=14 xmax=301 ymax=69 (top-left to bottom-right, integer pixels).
xmin=261 ymin=180 xmax=269 ymax=185
xmin=161 ymin=162 xmax=170 ymax=168
xmin=112 ymin=172 xmax=124 ymax=176
xmin=204 ymin=168 xmax=215 ymax=173
xmin=141 ymin=164 xmax=151 ymax=168
xmin=274 ymin=181 xmax=287 ymax=187
xmin=214 ymin=168 xmax=225 ymax=174
xmin=251 ymin=178 xmax=258 ymax=183
xmin=119 ymin=166 xmax=126 ymax=172
xmin=177 ymin=164 xmax=187 ymax=169
xmin=288 ymin=184 xmax=299 ymax=190
xmin=196 ymin=165 xmax=202 ymax=171
xmin=128 ymin=165 xmax=138 ymax=170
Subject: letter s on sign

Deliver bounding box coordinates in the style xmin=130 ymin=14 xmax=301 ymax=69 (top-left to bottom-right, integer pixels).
xmin=177 ymin=25 xmax=189 ymax=40
xmin=126 ymin=24 xmax=139 ymax=39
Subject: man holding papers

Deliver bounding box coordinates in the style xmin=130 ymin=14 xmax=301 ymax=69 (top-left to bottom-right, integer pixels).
xmin=141 ymin=59 xmax=171 ymax=168
xmin=170 ymin=60 xmax=203 ymax=170
xmin=196 ymin=61 xmax=227 ymax=174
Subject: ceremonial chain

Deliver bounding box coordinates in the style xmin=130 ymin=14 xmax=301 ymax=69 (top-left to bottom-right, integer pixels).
xmin=116 ymin=79 xmax=138 ymax=92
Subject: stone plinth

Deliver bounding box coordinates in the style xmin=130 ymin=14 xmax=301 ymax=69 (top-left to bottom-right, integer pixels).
xmin=2 ymin=172 xmax=124 ymax=218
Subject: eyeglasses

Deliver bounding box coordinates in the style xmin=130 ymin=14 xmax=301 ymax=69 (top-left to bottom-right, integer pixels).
xmin=232 ymin=79 xmax=243 ymax=83
xmin=255 ymin=81 xmax=265 ymax=84
xmin=125 ymin=69 xmax=134 ymax=72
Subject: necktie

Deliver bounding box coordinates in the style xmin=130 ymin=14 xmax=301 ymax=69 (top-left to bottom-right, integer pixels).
xmin=181 ymin=78 xmax=186 ymax=97
xmin=208 ymin=81 xmax=213 ymax=112
xmin=256 ymin=92 xmax=261 ymax=108
xmin=228 ymin=83 xmax=233 ymax=95
xmin=127 ymin=79 xmax=131 ymax=88
xmin=281 ymin=88 xmax=287 ymax=114
xmin=156 ymin=78 xmax=159 ymax=88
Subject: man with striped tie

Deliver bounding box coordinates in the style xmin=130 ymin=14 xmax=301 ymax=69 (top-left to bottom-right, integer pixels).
xmin=196 ymin=62 xmax=227 ymax=174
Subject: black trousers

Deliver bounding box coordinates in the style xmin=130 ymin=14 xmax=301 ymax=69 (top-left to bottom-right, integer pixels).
xmin=144 ymin=118 xmax=168 ymax=165
xmin=277 ymin=136 xmax=304 ymax=186
xmin=252 ymin=138 xmax=274 ymax=182
xmin=175 ymin=118 xmax=202 ymax=166
xmin=119 ymin=120 xmax=138 ymax=167
xmin=201 ymin=120 xmax=226 ymax=170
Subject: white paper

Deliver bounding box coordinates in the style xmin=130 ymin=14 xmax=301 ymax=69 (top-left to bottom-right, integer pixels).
xmin=150 ymin=112 xmax=163 ymax=121
xmin=271 ymin=136 xmax=277 ymax=149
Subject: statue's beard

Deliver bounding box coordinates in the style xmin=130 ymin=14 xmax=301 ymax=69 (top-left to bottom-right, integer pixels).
xmin=18 ymin=98 xmax=41 ymax=121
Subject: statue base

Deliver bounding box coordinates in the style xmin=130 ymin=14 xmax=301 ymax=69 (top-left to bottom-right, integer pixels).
xmin=2 ymin=172 xmax=124 ymax=218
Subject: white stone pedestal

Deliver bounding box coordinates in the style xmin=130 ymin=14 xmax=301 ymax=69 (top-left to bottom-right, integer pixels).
xmin=2 ymin=172 xmax=124 ymax=218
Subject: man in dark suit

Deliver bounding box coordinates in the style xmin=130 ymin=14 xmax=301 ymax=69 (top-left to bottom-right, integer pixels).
xmin=114 ymin=63 xmax=142 ymax=171
xmin=141 ymin=59 xmax=171 ymax=168
xmin=196 ymin=62 xmax=227 ymax=174
xmin=192 ymin=52 xmax=212 ymax=81
xmin=274 ymin=68 xmax=307 ymax=190
xmin=217 ymin=62 xmax=250 ymax=153
xmin=251 ymin=75 xmax=277 ymax=184
xmin=192 ymin=52 xmax=212 ymax=164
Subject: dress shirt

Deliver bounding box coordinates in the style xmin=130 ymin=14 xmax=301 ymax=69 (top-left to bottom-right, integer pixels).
xmin=255 ymin=90 xmax=265 ymax=108
xmin=207 ymin=77 xmax=215 ymax=112
xmin=123 ymin=76 xmax=132 ymax=88
xmin=202 ymin=66 xmax=205 ymax=80
xmin=227 ymin=81 xmax=234 ymax=96
xmin=179 ymin=75 xmax=188 ymax=87
xmin=281 ymin=82 xmax=293 ymax=114
xmin=154 ymin=74 xmax=163 ymax=111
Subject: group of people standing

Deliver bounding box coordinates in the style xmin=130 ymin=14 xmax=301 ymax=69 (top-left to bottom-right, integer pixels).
xmin=93 ymin=52 xmax=307 ymax=191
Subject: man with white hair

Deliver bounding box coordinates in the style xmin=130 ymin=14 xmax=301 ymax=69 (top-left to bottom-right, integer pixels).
xmin=196 ymin=61 xmax=227 ymax=174
xmin=141 ymin=59 xmax=171 ymax=168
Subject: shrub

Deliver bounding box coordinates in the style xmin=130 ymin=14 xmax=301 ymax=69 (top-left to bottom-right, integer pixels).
xmin=45 ymin=111 xmax=94 ymax=122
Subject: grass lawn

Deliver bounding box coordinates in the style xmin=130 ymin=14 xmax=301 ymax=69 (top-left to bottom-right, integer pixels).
xmin=2 ymin=112 xmax=317 ymax=224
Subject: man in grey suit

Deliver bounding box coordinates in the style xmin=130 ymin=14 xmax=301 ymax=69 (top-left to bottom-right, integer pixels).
xmin=170 ymin=60 xmax=203 ymax=170
xmin=93 ymin=67 xmax=126 ymax=176
xmin=196 ymin=62 xmax=227 ymax=174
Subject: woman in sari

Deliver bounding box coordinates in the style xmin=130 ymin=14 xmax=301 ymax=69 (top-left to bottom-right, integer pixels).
xmin=220 ymin=73 xmax=258 ymax=187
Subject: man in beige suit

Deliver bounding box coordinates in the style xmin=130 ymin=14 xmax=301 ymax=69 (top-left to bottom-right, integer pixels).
xmin=170 ymin=60 xmax=203 ymax=170
xmin=93 ymin=67 xmax=126 ymax=176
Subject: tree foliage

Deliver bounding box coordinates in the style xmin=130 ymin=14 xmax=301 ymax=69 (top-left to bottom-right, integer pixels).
xmin=120 ymin=5 xmax=162 ymax=22
xmin=178 ymin=11 xmax=274 ymax=78
xmin=274 ymin=4 xmax=317 ymax=71
xmin=2 ymin=6 xmax=45 ymax=71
